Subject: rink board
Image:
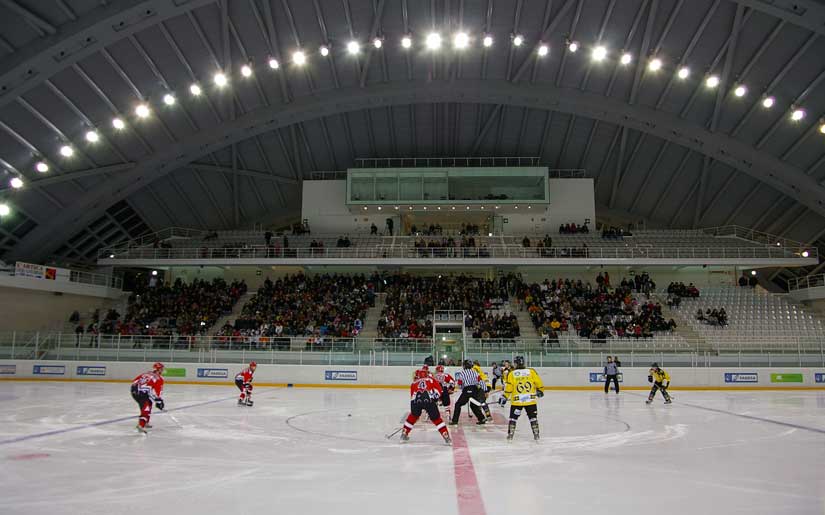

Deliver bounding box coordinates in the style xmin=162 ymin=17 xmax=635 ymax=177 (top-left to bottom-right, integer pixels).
xmin=1 ymin=360 xmax=823 ymax=389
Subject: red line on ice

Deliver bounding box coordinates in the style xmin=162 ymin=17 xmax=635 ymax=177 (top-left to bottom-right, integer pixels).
xmin=451 ymin=427 xmax=487 ymax=515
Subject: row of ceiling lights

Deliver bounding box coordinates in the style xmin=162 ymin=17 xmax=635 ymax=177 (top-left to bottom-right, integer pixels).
xmin=3 ymin=33 xmax=824 ymax=218
xmin=361 ymin=205 xmax=532 ymax=210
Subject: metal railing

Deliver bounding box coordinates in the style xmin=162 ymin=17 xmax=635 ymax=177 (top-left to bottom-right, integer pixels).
xmin=98 ymin=244 xmax=812 ymax=261
xmin=703 ymin=225 xmax=808 ymax=251
xmin=1 ymin=333 xmax=823 ymax=367
xmin=788 ymin=273 xmax=825 ymax=291
xmin=353 ymin=156 xmax=542 ymax=168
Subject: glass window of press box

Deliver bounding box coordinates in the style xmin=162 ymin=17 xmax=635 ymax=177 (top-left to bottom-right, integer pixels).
xmin=347 ymin=168 xmax=548 ymax=204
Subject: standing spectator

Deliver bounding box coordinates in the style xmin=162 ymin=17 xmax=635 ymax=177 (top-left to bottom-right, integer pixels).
xmin=385 ymin=218 xmax=394 ymax=236
xmin=748 ymin=273 xmax=758 ymax=288
xmin=75 ymin=323 xmax=84 ymax=347
xmin=604 ymin=356 xmax=620 ymax=394
xmin=370 ymin=223 xmax=378 ymax=235
xmin=738 ymin=272 xmax=748 ymax=287
xmin=491 ymin=362 xmax=502 ymax=390
xmin=264 ymin=231 xmax=273 ymax=246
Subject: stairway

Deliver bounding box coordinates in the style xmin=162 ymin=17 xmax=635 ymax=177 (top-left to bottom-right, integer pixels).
xmin=358 ymin=293 xmax=385 ymax=344
xmin=650 ymin=292 xmax=711 ymax=353
xmin=208 ymin=292 xmax=255 ymax=335
xmin=512 ymin=297 xmax=540 ymax=338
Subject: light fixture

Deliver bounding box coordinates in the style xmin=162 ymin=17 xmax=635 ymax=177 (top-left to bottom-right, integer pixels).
xmin=620 ymin=52 xmax=632 ymax=65
xmin=109 ymin=254 xmax=115 ymax=259
xmin=0 ymin=204 xmax=10 ymax=217
xmin=705 ymin=75 xmax=720 ymax=89
xmin=791 ymin=108 xmax=806 ymax=122
xmin=514 ymin=206 xmax=519 ymax=209
xmin=677 ymin=66 xmax=690 ymax=79
xmin=190 ymin=83 xmax=202 ymax=96
xmin=426 ymin=32 xmax=442 ymax=50
xmin=648 ymin=57 xmax=662 ymax=72
xmin=241 ymin=64 xmax=252 ymax=77
xmin=495 ymin=206 xmax=499 ymax=209
xmin=163 ymin=93 xmax=176 ymax=105
xmin=377 ymin=206 xmax=382 ymax=210
xmin=567 ymin=40 xmax=578 ymax=52
xmin=465 ymin=206 xmax=470 ymax=210
xmin=537 ymin=44 xmax=549 ymax=57
xmin=35 ymin=161 xmax=49 ymax=173
xmin=112 ymin=117 xmax=125 ymax=130
xmin=480 ymin=206 xmax=485 ymax=210
xmin=59 ymin=145 xmax=74 ymax=157
xmin=733 ymin=85 xmax=747 ymax=97
xmin=9 ymin=177 xmax=23 ymax=189
xmin=482 ymin=35 xmax=493 ymax=48
xmin=394 ymin=206 xmax=399 ymax=210
xmin=513 ymin=34 xmax=524 ymax=47
xmin=268 ymin=58 xmax=280 ymax=69
xmin=819 ymin=122 xmax=825 ymax=134
xmin=319 ymin=45 xmax=330 ymax=57
xmin=776 ymin=242 xmax=781 ymax=247
xmin=213 ymin=72 xmax=228 ymax=87
xmin=85 ymin=130 xmax=99 ymax=143
xmin=527 ymin=205 xmax=532 ymax=209
xmin=292 ymin=50 xmax=306 ymax=65
xmin=408 ymin=206 xmax=413 ymax=210
xmin=802 ymin=250 xmax=810 ymax=257
xmin=453 ymin=32 xmax=469 ymax=50
xmin=750 ymin=270 xmax=757 ymax=276
xmin=347 ymin=41 xmax=360 ymax=55
xmin=451 ymin=206 xmax=455 ymax=210
xmin=761 ymin=96 xmax=775 ymax=109
xmin=362 ymin=206 xmax=367 ymax=210
xmin=488 ymin=232 xmax=493 ymax=237
xmin=437 ymin=206 xmax=441 ymax=210
xmin=401 ymin=35 xmax=412 ymax=49
xmin=591 ymin=45 xmax=607 ymax=61
xmin=373 ymin=37 xmax=383 ymax=49
xmin=151 ymin=270 xmax=158 ymax=276
xmin=135 ymin=104 xmax=150 ymax=118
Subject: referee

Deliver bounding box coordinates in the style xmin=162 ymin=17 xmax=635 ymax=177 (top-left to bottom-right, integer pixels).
xmin=449 ymin=360 xmax=488 ymax=425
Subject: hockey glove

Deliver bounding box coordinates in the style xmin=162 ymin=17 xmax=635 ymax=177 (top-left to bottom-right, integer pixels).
xmin=648 ymin=375 xmax=653 ymax=383
xmin=498 ymin=396 xmax=507 ymax=407
xmin=536 ymin=389 xmax=544 ymax=398
xmin=155 ymin=399 xmax=165 ymax=410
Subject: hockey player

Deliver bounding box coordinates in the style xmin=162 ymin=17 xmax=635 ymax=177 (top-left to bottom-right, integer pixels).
xmin=401 ymin=369 xmax=452 ymax=445
xmin=450 ymin=360 xmax=488 ymax=425
xmin=433 ymin=364 xmax=456 ymax=419
xmin=472 ymin=360 xmax=493 ymax=421
xmin=131 ymin=362 xmax=165 ymax=433
xmin=235 ymin=361 xmax=257 ymax=406
xmin=646 ymin=363 xmax=672 ymax=404
xmin=499 ymin=355 xmax=544 ymax=442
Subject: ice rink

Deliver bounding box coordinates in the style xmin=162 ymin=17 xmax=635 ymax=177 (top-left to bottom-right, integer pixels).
xmin=1 ymin=381 xmax=824 ymax=515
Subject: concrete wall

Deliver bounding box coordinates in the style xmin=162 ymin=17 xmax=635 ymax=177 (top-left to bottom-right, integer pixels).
xmin=1 ymin=360 xmax=822 ymax=389
xmin=0 ymin=287 xmax=124 ymax=331
xmin=547 ymin=178 xmax=596 ymax=229
xmin=301 ymin=180 xmax=391 ymax=235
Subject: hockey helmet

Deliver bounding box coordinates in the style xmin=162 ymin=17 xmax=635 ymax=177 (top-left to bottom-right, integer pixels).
xmin=650 ymin=362 xmax=659 ymax=369
xmin=414 ymin=369 xmax=429 ymax=380
xmin=435 ymin=365 xmax=445 ymax=373
xmin=249 ymin=361 xmax=257 ymax=369
xmin=514 ymin=356 xmax=526 ymax=368
xmin=462 ymin=359 xmax=473 ymax=369
xmin=152 ymin=362 xmax=165 ymax=373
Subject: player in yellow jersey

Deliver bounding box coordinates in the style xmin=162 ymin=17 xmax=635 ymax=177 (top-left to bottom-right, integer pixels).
xmin=499 ymin=355 xmax=544 ymax=441
xmin=646 ymin=363 xmax=672 ymax=405
xmin=471 ymin=360 xmax=493 ymax=421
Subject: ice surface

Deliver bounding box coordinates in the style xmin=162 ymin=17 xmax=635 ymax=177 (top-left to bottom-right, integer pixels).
xmin=1 ymin=382 xmax=824 ymax=515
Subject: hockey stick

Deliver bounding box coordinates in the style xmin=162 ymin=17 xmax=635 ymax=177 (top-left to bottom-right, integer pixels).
xmin=385 ymin=426 xmax=404 ymax=439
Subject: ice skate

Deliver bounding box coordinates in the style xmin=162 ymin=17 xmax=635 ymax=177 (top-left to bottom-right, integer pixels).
xmin=399 ymin=432 xmax=410 ymax=443
xmin=475 ymin=418 xmax=486 ymax=425
xmin=237 ymin=398 xmax=245 ymax=406
xmin=442 ymin=434 xmax=452 ymax=446
xmin=245 ymin=399 xmax=254 ymax=406
xmin=135 ymin=424 xmax=147 ymax=434
xmin=506 ymin=433 xmax=514 ymax=442
xmin=645 ymin=399 xmax=653 ymax=404
xmin=664 ymin=399 xmax=672 ymax=404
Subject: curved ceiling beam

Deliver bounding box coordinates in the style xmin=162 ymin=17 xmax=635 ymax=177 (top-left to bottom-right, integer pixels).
xmin=8 ymin=78 xmax=825 ymax=261
xmin=0 ymin=0 xmax=216 ymax=109
xmin=733 ymin=0 xmax=825 ymax=37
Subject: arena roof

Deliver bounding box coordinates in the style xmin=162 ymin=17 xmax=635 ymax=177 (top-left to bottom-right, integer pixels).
xmin=0 ymin=0 xmax=824 ymax=265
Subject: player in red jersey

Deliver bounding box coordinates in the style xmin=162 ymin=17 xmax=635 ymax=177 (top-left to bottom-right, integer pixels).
xmin=433 ymin=365 xmax=456 ymax=420
xmin=235 ymin=361 xmax=257 ymax=406
xmin=401 ymin=369 xmax=452 ymax=445
xmin=131 ymin=362 xmax=165 ymax=434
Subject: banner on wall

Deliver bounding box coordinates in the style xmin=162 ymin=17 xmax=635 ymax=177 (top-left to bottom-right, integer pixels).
xmin=33 ymin=365 xmax=65 ymax=375
xmin=813 ymin=373 xmax=824 ymax=383
xmin=0 ymin=364 xmax=16 ymax=375
xmin=724 ymin=373 xmax=758 ymax=383
xmin=589 ymin=372 xmax=623 ymax=383
xmin=325 ymin=370 xmax=357 ymax=381
xmin=76 ymin=366 xmax=106 ymax=376
xmin=15 ymin=261 xmax=70 ymax=282
xmin=197 ymin=368 xmax=228 ymax=378
xmin=770 ymin=373 xmax=804 ymax=383
xmin=162 ymin=368 xmax=187 ymax=378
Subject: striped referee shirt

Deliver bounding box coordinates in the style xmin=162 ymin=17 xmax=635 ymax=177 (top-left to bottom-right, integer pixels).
xmin=454 ymin=369 xmax=486 ymax=391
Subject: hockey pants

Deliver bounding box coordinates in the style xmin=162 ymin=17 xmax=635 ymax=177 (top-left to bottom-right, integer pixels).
xmin=404 ymin=400 xmax=448 ymax=437
xmin=236 ymin=379 xmax=252 ymax=401
xmin=508 ymin=404 xmax=539 ymax=439
xmin=131 ymin=388 xmax=152 ymax=429
xmin=451 ymin=386 xmax=484 ymax=423
xmin=604 ymin=374 xmax=619 ymax=393
xmin=648 ymin=382 xmax=671 ymax=401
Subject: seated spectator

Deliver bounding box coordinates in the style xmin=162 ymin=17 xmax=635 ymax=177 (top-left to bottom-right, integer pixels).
xmin=522 ymin=236 xmax=531 ymax=248
xmin=738 ymin=273 xmax=748 ymax=287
